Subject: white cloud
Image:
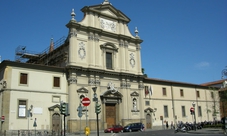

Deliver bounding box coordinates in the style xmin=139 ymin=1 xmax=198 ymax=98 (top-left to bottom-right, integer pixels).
xmin=195 ymin=61 xmax=210 ymax=69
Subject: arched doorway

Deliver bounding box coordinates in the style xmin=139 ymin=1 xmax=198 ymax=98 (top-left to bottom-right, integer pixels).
xmin=146 ymin=114 xmax=151 ymax=129
xmin=52 ymin=113 xmax=60 ymax=132
xmin=144 ymin=107 xmax=153 ymax=129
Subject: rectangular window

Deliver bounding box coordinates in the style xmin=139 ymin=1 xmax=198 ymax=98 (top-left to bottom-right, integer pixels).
xmin=145 ymin=101 xmax=150 ymax=106
xmin=106 ymin=52 xmax=112 ymax=69
xmin=211 ymin=92 xmax=214 ymax=98
xmin=180 ymin=89 xmax=184 ymax=97
xmin=18 ymin=100 xmax=27 ymax=118
xmin=164 ymin=105 xmax=168 ymax=118
xmin=198 ymin=106 xmax=202 ymax=116
xmin=196 ymin=90 xmax=200 ymax=98
xmin=20 ymin=73 xmax=28 ymax=84
xmin=181 ymin=106 xmax=186 ymax=117
xmin=53 ymin=77 xmax=60 ymax=87
xmin=162 ymin=88 xmax=166 ymax=96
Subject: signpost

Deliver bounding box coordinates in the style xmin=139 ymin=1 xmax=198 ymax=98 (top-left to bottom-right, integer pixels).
xmin=82 ymin=97 xmax=90 ymax=107
xmin=81 ymin=97 xmax=90 ymax=127
xmin=77 ymin=104 xmax=83 ymax=136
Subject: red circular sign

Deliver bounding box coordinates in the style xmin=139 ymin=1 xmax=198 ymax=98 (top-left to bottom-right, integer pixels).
xmin=190 ymin=107 xmax=194 ymax=111
xmin=82 ymin=97 xmax=90 ymax=106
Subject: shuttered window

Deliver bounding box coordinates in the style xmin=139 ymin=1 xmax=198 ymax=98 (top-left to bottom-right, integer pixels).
xmin=54 ymin=77 xmax=60 ymax=87
xmin=20 ymin=73 xmax=28 ymax=84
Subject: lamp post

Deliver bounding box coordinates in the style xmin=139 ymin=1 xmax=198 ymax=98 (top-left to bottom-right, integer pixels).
xmin=192 ymin=102 xmax=196 ymax=131
xmin=92 ymin=87 xmax=99 ymax=136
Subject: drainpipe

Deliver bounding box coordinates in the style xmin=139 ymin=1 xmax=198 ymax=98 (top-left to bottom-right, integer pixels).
xmin=170 ymin=84 xmax=176 ymax=127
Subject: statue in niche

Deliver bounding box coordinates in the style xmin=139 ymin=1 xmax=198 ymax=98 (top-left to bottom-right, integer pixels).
xmin=133 ymin=98 xmax=137 ymax=111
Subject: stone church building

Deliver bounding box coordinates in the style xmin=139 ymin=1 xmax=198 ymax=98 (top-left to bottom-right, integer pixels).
xmin=0 ymin=0 xmax=220 ymax=134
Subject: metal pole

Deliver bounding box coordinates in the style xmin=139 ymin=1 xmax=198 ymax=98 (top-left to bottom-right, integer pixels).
xmin=64 ymin=115 xmax=66 ymax=136
xmin=86 ymin=106 xmax=88 ymax=126
xmin=27 ymin=110 xmax=29 ymax=136
xmin=96 ymin=101 xmax=99 ymax=136
xmin=80 ymin=117 xmax=81 ymax=136
xmin=194 ymin=108 xmax=196 ymax=131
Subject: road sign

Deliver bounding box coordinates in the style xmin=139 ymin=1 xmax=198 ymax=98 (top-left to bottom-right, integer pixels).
xmin=82 ymin=97 xmax=90 ymax=106
xmin=190 ymin=107 xmax=194 ymax=112
xmin=77 ymin=104 xmax=83 ymax=118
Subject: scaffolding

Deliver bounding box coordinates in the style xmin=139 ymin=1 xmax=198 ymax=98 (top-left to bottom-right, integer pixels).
xmin=15 ymin=36 xmax=67 ymax=65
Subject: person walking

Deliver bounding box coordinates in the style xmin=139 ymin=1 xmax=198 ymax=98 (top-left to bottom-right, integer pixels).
xmin=166 ymin=121 xmax=169 ymax=129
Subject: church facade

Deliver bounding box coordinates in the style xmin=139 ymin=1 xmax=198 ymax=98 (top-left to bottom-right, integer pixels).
xmin=0 ymin=0 xmax=220 ymax=134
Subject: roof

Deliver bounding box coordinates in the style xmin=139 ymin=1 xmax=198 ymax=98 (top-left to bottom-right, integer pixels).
xmin=200 ymin=79 xmax=226 ymax=86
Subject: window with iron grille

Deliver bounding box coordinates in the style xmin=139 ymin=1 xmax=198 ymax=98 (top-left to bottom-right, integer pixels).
xmin=106 ymin=52 xmax=112 ymax=69
xmin=198 ymin=106 xmax=202 ymax=116
xmin=18 ymin=100 xmax=27 ymax=118
xmin=181 ymin=106 xmax=186 ymax=117
xmin=164 ymin=105 xmax=168 ymax=117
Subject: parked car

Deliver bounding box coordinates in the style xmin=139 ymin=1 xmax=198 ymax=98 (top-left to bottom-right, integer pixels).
xmin=123 ymin=122 xmax=144 ymax=132
xmin=104 ymin=125 xmax=124 ymax=133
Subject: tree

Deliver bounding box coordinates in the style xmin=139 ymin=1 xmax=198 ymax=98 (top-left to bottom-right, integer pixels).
xmin=219 ymin=87 xmax=227 ymax=117
xmin=207 ymin=87 xmax=220 ymax=120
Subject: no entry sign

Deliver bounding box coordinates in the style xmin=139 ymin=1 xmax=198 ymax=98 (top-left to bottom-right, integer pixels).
xmin=82 ymin=97 xmax=90 ymax=106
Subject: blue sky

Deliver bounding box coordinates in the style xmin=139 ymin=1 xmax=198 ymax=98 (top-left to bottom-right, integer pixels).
xmin=0 ymin=0 xmax=226 ymax=84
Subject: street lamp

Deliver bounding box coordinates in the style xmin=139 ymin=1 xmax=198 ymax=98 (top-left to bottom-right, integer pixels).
xmin=92 ymin=87 xmax=99 ymax=136
xmin=192 ymin=102 xmax=196 ymax=131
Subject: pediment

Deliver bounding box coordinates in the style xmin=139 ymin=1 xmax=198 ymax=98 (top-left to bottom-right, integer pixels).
xmin=81 ymin=3 xmax=130 ymax=23
xmin=77 ymin=87 xmax=89 ymax=93
xmin=144 ymin=107 xmax=153 ymax=113
xmin=100 ymin=42 xmax=118 ymax=51
xmin=130 ymin=91 xmax=139 ymax=96
xmin=102 ymin=90 xmax=123 ymax=98
xmin=48 ymin=104 xmax=60 ymax=111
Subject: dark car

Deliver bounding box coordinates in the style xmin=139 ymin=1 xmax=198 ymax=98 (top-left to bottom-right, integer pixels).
xmin=123 ymin=122 xmax=144 ymax=132
xmin=104 ymin=125 xmax=124 ymax=133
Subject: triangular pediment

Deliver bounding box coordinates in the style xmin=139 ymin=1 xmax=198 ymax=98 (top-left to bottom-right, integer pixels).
xmin=77 ymin=87 xmax=89 ymax=93
xmin=48 ymin=104 xmax=60 ymax=111
xmin=130 ymin=91 xmax=139 ymax=96
xmin=81 ymin=3 xmax=130 ymax=23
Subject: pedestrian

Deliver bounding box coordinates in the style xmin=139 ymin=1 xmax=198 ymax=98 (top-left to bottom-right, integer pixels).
xmin=171 ymin=121 xmax=174 ymax=129
xmin=166 ymin=121 xmax=169 ymax=129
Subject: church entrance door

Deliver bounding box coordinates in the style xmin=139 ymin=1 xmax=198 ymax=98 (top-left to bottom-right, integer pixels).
xmin=105 ymin=103 xmax=116 ymax=128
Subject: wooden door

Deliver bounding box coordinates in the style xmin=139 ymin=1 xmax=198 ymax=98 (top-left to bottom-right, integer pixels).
xmin=146 ymin=114 xmax=151 ymax=129
xmin=106 ymin=103 xmax=116 ymax=128
xmin=52 ymin=113 xmax=60 ymax=132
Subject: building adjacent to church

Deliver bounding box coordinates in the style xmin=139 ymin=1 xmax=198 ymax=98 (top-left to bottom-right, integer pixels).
xmin=0 ymin=0 xmax=221 ymax=134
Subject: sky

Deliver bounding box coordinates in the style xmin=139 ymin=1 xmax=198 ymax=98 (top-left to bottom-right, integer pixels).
xmin=0 ymin=0 xmax=226 ymax=84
